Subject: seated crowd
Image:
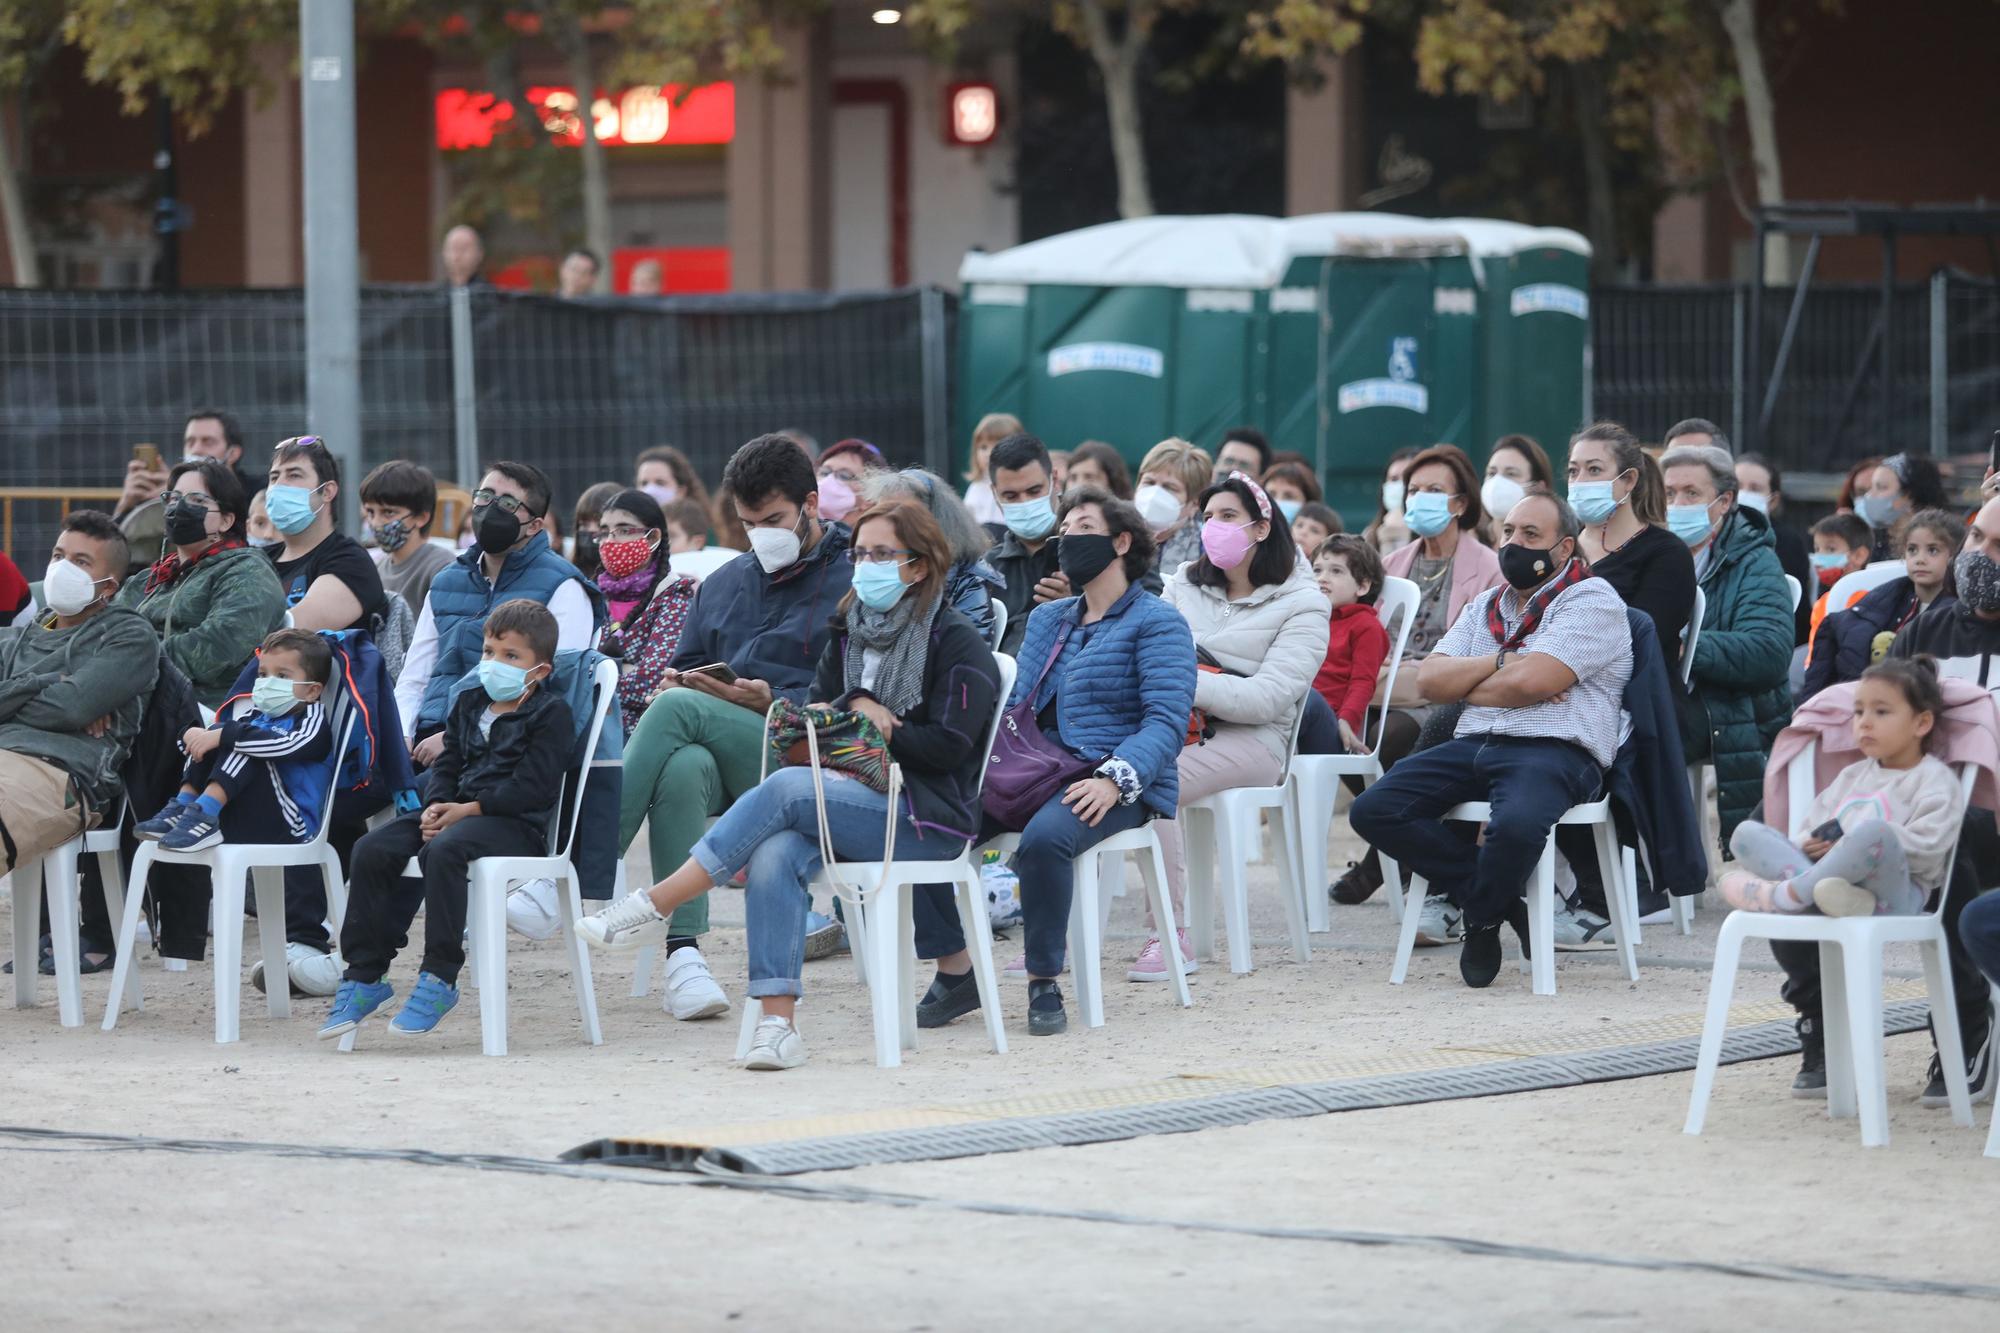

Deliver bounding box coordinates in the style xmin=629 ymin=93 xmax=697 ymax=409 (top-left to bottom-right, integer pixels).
xmin=7 ymin=411 xmax=2000 ymax=1102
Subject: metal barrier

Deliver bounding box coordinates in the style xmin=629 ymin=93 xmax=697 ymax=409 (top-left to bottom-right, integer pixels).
xmin=0 ymin=487 xmax=125 ymax=564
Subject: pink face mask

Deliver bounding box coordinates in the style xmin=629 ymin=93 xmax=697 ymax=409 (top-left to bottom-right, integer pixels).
xmin=817 ymin=474 xmax=857 ymax=522
xmin=1200 ymin=517 xmax=1256 ymax=570
xmin=640 ymin=482 xmax=678 ymax=506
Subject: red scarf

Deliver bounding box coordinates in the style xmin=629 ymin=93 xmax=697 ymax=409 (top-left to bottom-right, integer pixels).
xmin=145 ymin=536 xmax=246 ymax=594
xmin=1487 ymin=556 xmax=1589 ymax=652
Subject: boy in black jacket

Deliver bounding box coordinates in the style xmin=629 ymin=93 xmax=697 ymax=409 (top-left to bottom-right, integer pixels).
xmin=321 ymin=600 xmax=573 ymax=1039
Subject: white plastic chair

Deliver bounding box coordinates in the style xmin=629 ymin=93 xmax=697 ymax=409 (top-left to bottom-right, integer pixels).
xmin=988 ymin=597 xmax=1008 ymax=650
xmin=668 ymin=547 xmax=740 ymax=581
xmin=1668 ymin=585 xmax=1707 ymax=937
xmin=12 ymin=801 xmax=138 ymax=1027
xmin=1826 ymin=560 xmax=1905 ymax=612
xmin=1182 ymin=704 xmax=1312 ymax=975
xmin=1784 ymin=574 xmax=1802 ymax=613
xmin=1988 ymin=984 xmax=2000 ymax=1159
xmin=1683 ymin=743 xmax=1978 ymax=1146
xmin=374 ymin=658 xmax=618 ymax=1057
xmin=103 ymin=701 xmax=358 ymax=1043
xmin=1391 ymin=794 xmax=1636 ymax=994
xmin=733 ymin=654 xmax=1018 ymax=1069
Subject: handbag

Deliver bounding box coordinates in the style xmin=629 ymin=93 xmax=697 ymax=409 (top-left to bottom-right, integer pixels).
xmin=764 ymin=697 xmax=894 ymax=793
xmin=982 ymin=621 xmax=1097 ymax=830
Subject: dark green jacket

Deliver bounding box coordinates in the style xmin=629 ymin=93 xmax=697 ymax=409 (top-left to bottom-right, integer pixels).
xmin=1680 ymin=506 xmax=1795 ymax=849
xmin=116 ymin=544 xmax=285 ymax=709
xmin=0 ymin=605 xmax=161 ymax=813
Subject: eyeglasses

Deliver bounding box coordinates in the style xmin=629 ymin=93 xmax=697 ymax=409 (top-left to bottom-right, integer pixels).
xmin=818 ymin=467 xmax=860 ymax=483
xmin=602 ymin=524 xmax=651 ymax=542
xmin=848 ymin=547 xmax=912 ymax=565
xmin=163 ymin=490 xmax=218 ymax=512
xmin=472 ymin=489 xmax=541 ymax=518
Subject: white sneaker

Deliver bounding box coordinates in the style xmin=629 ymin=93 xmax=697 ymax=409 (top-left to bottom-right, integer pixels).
xmin=1413 ymin=895 xmax=1462 ymax=947
xmin=577 ymin=890 xmax=670 ymax=952
xmin=1551 ymin=898 xmax=1617 ymax=951
xmin=251 ymin=942 xmax=339 ymax=996
xmin=742 ymin=1014 xmax=806 ymax=1070
xmin=663 ymin=945 xmax=730 ymax=1020
xmin=505 ymin=878 xmax=561 ymax=941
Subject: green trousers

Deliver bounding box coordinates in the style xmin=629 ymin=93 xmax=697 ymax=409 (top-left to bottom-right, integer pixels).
xmin=617 ymin=687 xmax=768 ymax=936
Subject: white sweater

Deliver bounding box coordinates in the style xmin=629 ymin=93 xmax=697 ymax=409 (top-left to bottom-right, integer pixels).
xmin=1165 ymin=561 xmax=1331 ymax=764
xmin=1806 ymin=754 xmax=1966 ymax=891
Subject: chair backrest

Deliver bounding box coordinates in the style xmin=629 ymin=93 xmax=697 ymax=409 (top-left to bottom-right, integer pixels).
xmin=668 ymin=547 xmax=739 ymax=581
xmin=1784 ymin=573 xmax=1803 ymax=612
xmin=434 ymin=485 xmax=474 ymax=538
xmin=969 ymin=652 xmax=1019 ymax=803
xmin=1681 ymin=585 xmax=1705 ymax=688
xmin=1362 ymin=576 xmax=1421 ymax=760
xmin=1827 ymin=560 xmax=1906 ymax=612
xmin=988 ymin=597 xmax=1008 ymax=649
xmin=552 ymin=658 xmax=620 ymax=860
xmin=1782 ymin=738 xmax=1975 ymax=921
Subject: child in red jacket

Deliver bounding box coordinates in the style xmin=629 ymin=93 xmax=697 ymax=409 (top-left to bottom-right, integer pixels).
xmin=1311 ymin=536 xmax=1390 ymax=753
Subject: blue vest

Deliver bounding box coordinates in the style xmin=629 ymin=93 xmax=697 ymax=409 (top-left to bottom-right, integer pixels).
xmin=417 ymin=533 xmax=602 ymax=728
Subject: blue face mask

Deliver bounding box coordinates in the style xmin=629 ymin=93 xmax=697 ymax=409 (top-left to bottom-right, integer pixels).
xmin=251 ymin=676 xmax=304 ymax=717
xmin=265 ymin=482 xmax=326 ymax=535
xmin=1667 ymin=502 xmax=1716 ymax=548
xmin=1277 ymin=498 xmax=1303 ymax=524
xmin=478 ymin=659 xmax=539 ymax=702
xmin=1855 ymin=493 xmax=1899 ymax=529
xmin=1404 ymin=492 xmax=1456 ymax=539
xmin=1735 ymin=489 xmax=1769 ymax=515
xmin=1567 ymin=480 xmax=1622 ymax=527
xmin=1809 ymin=550 xmax=1849 ymax=572
xmin=1001 ymin=496 xmax=1056 ymax=541
xmin=852 ymin=559 xmax=911 ymax=610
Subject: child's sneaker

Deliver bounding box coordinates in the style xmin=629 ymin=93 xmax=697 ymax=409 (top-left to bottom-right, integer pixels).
xmin=319 ymin=978 xmax=395 ymax=1038
xmin=389 ymin=972 xmax=460 ymax=1035
xmin=134 ymin=801 xmax=189 ymax=840
xmin=1811 ymin=877 xmax=1877 ymax=918
xmin=158 ymin=805 xmax=222 ymax=852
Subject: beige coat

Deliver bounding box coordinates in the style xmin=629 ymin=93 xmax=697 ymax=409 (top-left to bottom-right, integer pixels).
xmin=1164 ymin=560 xmax=1331 ymax=764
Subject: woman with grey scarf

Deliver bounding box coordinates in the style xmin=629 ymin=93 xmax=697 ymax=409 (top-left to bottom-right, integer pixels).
xmin=577 ymin=499 xmax=1001 ymax=1071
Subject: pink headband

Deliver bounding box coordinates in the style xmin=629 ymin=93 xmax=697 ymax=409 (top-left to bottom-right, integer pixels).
xmin=1229 ymin=470 xmax=1274 ymax=521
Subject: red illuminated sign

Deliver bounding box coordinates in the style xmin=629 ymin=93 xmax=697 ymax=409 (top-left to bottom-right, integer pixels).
xmin=944 ymin=82 xmax=998 ymax=146
xmin=435 ymin=84 xmax=735 ymax=151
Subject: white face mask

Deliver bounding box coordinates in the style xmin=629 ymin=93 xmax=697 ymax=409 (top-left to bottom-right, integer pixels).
xmin=1132 ymin=484 xmax=1183 ymax=532
xmin=1481 ymin=473 xmax=1527 ymax=520
xmin=748 ymin=514 xmax=805 ymax=573
xmin=1381 ymin=478 xmax=1405 ymax=512
xmin=1736 ymin=489 xmax=1770 ymax=514
xmin=44 ymin=558 xmax=105 ymax=617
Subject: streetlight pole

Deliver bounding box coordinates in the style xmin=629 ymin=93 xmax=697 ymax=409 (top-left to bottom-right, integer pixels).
xmin=300 ymin=0 xmax=361 ymax=532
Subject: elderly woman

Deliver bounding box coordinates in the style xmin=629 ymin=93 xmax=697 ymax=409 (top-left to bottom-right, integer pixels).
xmin=815 ymin=437 xmax=889 ymax=524
xmin=116 ymin=457 xmax=286 ymax=708
xmin=1132 ymin=436 xmax=1214 ymax=577
xmin=861 ymin=467 xmax=1004 ymax=645
xmin=1662 ymin=443 xmax=1794 ymax=851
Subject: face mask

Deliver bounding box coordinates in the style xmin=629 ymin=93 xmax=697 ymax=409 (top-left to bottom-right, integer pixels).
xmin=265 ymin=482 xmax=326 ymax=535
xmin=1667 ymin=503 xmax=1716 ymax=548
xmin=1499 ymin=541 xmax=1567 ymax=591
xmin=1481 ymin=474 xmax=1527 ymax=521
xmin=816 ymin=475 xmax=857 ymax=523
xmin=1567 ymin=480 xmax=1621 ymax=527
xmin=598 ymin=536 xmax=655 ymax=580
xmin=1132 ymin=484 xmax=1182 ymax=532
xmin=1405 ymin=492 xmax=1456 ymax=539
xmin=572 ymin=532 xmax=600 ymax=570
xmin=1200 ymin=518 xmax=1257 ymax=571
xmin=473 ymin=503 xmax=525 ymax=555
xmin=748 ymin=512 xmax=805 ymax=573
xmin=1856 ymin=493 xmax=1899 ymax=528
xmin=1001 ymin=496 xmax=1056 ymax=542
xmin=252 ymin=676 xmax=304 ymax=717
xmin=1955 ymin=549 xmax=2000 ymax=614
xmin=1736 ymin=490 xmax=1770 ymax=515
xmin=1381 ymin=479 xmax=1406 ymax=512
xmin=371 ymin=518 xmax=411 ymax=555
xmin=478 ymin=658 xmax=541 ymax=702
xmin=249 ymin=535 xmax=282 ymax=551
xmin=641 ymin=482 xmax=678 ymax=506
xmin=851 ymin=559 xmax=910 ymax=610
xmin=42 ymin=558 xmax=106 ymax=617
xmin=1276 ymin=498 xmax=1303 ymax=524
xmin=1809 ymin=551 xmax=1848 ymax=572
xmin=1057 ymin=533 xmax=1118 ymax=588
xmin=163 ymin=501 xmax=213 ymax=547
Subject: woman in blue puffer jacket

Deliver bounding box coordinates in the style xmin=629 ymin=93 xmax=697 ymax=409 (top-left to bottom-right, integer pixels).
xmin=913 ymin=485 xmax=1196 ymax=1037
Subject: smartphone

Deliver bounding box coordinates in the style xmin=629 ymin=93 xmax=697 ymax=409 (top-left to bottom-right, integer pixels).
xmin=133 ymin=442 xmax=161 ymax=471
xmin=1989 ymin=429 xmax=1999 ymax=479
xmin=684 ymin=662 xmax=739 ymax=686
xmin=1810 ymin=819 xmax=1843 ymax=843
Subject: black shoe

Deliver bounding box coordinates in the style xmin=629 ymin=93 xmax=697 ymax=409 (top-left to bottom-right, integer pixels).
xmin=1028 ymin=978 xmax=1068 ymax=1035
xmin=1792 ymin=1015 xmax=1827 ymax=1100
xmin=1503 ymin=897 xmax=1532 ymax=960
xmin=3 ymin=933 xmax=54 ymax=977
xmin=1328 ymin=851 xmax=1384 ymax=906
xmin=1920 ymin=1026 xmax=1994 ymax=1107
xmin=914 ymin=968 xmax=981 ymax=1029
xmin=1459 ymin=922 xmax=1504 ymax=988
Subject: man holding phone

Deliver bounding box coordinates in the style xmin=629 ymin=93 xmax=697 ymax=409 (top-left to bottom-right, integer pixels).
xmin=113 ymin=410 xmax=263 ymax=577
xmin=617 ymin=433 xmax=854 ymax=1020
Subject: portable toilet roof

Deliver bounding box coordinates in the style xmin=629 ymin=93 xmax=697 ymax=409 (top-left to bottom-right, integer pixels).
xmin=958 ymin=212 xmax=1591 ymax=291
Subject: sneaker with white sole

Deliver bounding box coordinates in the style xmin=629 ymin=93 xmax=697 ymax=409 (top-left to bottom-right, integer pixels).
xmin=1920 ymin=1027 xmax=1995 ymax=1107
xmin=505 ymin=878 xmax=562 ymax=940
xmin=1414 ymin=895 xmax=1462 ymax=947
xmin=1127 ymin=929 xmax=1198 ymax=982
xmin=577 ymin=889 xmax=670 ymax=952
xmin=663 ymin=945 xmax=730 ymax=1020
xmin=1551 ymin=898 xmax=1617 ymax=952
xmin=251 ymin=942 xmax=341 ymax=997
xmin=742 ymin=1014 xmax=806 ymax=1070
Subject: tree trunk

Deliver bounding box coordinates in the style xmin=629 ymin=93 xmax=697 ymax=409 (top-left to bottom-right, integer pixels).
xmin=1078 ymin=0 xmax=1155 ymax=219
xmin=557 ymin=24 xmax=612 ymax=286
xmin=1717 ymin=0 xmax=1788 ymax=279
xmin=0 ymin=100 xmax=40 ymax=287
xmin=1571 ymin=65 xmax=1619 ymax=282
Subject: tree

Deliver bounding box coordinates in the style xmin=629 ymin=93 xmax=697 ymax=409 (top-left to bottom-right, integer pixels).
xmin=0 ymin=1 xmax=72 ymax=285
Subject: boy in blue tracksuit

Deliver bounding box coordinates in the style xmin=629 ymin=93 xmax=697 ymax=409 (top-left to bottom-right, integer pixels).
xmin=135 ymin=628 xmax=335 ymax=851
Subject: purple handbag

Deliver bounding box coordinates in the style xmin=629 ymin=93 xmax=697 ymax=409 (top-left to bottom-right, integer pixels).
xmin=982 ymin=621 xmax=1097 ymax=831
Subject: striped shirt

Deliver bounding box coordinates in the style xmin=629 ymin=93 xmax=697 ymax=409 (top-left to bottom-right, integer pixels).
xmin=1434 ymin=576 xmax=1633 ymax=768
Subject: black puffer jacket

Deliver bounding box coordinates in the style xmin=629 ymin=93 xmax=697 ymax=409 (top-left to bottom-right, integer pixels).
xmin=428 ymin=684 xmax=575 ymax=835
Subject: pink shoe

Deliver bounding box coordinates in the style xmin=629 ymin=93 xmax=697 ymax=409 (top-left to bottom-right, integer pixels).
xmin=1716 ymin=868 xmax=1805 ymax=914
xmin=1127 ymin=929 xmax=1198 ymax=982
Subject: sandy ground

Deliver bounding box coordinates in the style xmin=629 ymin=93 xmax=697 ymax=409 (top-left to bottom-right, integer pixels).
xmin=3 ymin=823 xmax=1995 ymax=1329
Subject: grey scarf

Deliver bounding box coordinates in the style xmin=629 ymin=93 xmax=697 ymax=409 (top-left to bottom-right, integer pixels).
xmin=843 ymin=591 xmax=942 ymax=716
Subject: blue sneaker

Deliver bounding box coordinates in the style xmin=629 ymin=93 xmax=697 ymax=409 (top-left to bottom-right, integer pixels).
xmin=389 ymin=971 xmax=460 ymax=1036
xmin=158 ymin=805 xmax=222 ymax=852
xmin=135 ymin=801 xmax=191 ymax=840
xmin=319 ymin=978 xmax=395 ymax=1038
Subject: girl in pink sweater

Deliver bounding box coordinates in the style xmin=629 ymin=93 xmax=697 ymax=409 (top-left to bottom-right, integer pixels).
xmin=1719 ymin=657 xmax=1964 ymax=917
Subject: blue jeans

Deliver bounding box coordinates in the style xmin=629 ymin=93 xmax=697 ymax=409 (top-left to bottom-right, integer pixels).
xmin=913 ymin=794 xmax=1148 ymax=978
xmin=691 ymin=767 xmax=962 ymax=998
xmin=1349 ymin=733 xmax=1604 ymax=927
xmin=1962 ymin=890 xmax=2000 ymax=989
xmin=1294 ymin=690 xmax=1342 ymax=756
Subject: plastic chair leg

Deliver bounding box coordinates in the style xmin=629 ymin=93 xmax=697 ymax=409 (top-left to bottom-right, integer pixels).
xmin=1272 ymin=800 xmax=1311 ymax=965
xmin=954 ymin=870 xmax=1007 ymax=1056
xmin=1390 ymin=874 xmax=1427 ymax=985
xmin=10 ymin=858 xmax=41 ymax=1010
xmin=1820 ymin=940 xmax=1857 ymax=1120
xmin=1136 ymin=836 xmax=1191 ymax=1009
xmin=1298 ymin=779 xmax=1336 ymax=935
xmin=43 ymin=848 xmax=84 ymax=1027
xmin=250 ymin=866 xmax=290 ymax=1021
xmin=734 ymin=997 xmax=760 ymax=1061
xmin=1214 ymin=813 xmax=1255 ymax=976
xmin=845 ymin=895 xmax=873 ymax=987
xmin=320 ymin=849 xmax=348 ymax=935
xmin=1380 ymin=853 xmax=1407 ymax=923
xmin=96 ymin=848 xmax=141 ymax=1013
xmin=1682 ymin=918 xmax=1743 ymax=1135
xmin=1840 ymin=937 xmax=1890 ymax=1146
xmin=468 ymin=874 xmax=510 ymax=1056
xmin=211 ymin=867 xmax=247 ymax=1045
xmin=1920 ymin=938 xmax=1973 ymax=1129
xmin=1986 ymin=985 xmax=2000 ymax=1158
xmin=1069 ymin=848 xmax=1106 ymax=1029
xmin=559 ymin=872 xmax=603 ymax=1047
xmin=865 ymin=883 xmax=904 ymax=1068
xmin=629 ymin=944 xmax=657 ymax=999
xmin=101 ymin=845 xmax=154 ymax=1028
xmin=896 ymin=884 xmax=918 ymax=1054
xmin=1619 ymin=845 xmax=1642 ymax=948
xmin=1671 ymin=887 xmax=1695 ymax=937
xmin=1183 ymin=807 xmax=1217 ymax=963
xmin=1525 ymin=838 xmax=1557 ymax=995
xmin=1595 ymin=822 xmax=1638 ymax=983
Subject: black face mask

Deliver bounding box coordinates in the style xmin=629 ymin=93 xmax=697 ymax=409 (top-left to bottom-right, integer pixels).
xmin=163 ymin=501 xmax=212 ymax=547
xmin=1498 ymin=540 xmax=1569 ymax=591
xmin=1057 ymin=533 xmax=1119 ymax=588
xmin=473 ymin=504 xmax=525 ymax=556
xmin=573 ymin=531 xmax=600 ymax=573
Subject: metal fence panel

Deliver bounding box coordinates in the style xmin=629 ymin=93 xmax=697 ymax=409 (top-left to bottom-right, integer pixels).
xmin=1944 ymin=275 xmax=2000 ymax=457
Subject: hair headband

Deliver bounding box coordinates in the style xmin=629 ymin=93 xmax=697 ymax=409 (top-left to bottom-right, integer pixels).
xmin=1229 ymin=470 xmax=1274 ymax=521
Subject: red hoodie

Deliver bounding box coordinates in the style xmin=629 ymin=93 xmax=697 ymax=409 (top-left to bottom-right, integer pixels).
xmin=1312 ymin=600 xmax=1390 ymax=731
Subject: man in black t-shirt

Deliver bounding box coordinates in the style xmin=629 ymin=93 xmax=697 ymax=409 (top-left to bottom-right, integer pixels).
xmin=264 ymin=435 xmax=387 ymax=632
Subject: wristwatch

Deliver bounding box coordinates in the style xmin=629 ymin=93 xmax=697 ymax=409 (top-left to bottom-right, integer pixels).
xmin=1494 ymin=649 xmax=1509 ymax=671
